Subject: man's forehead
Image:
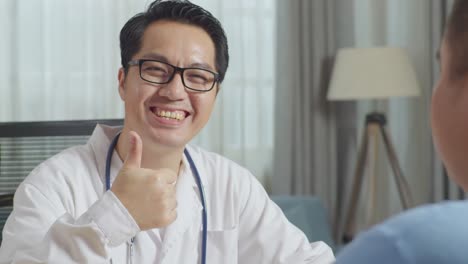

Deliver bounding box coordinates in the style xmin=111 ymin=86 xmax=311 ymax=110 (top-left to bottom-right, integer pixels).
xmin=138 ymin=21 xmax=216 ymax=65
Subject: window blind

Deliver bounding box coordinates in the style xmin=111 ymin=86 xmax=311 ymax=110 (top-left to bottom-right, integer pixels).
xmin=0 ymin=119 xmax=123 ymax=242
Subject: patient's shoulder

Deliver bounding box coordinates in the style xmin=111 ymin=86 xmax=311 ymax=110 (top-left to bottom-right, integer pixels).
xmin=382 ymin=200 xmax=468 ymax=228
xmin=337 ymin=200 xmax=468 ymax=263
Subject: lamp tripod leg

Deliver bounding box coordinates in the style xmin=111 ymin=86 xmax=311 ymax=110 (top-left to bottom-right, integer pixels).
xmin=366 ymin=123 xmax=381 ymax=227
xmin=379 ymin=125 xmax=413 ymax=209
xmin=342 ymin=125 xmax=369 ymax=243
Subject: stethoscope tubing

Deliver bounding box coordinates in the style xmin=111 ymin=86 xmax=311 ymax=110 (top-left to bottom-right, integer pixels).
xmin=184 ymin=148 xmax=207 ymax=264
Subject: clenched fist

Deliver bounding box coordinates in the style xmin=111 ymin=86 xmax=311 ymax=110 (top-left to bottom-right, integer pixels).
xmin=111 ymin=131 xmax=177 ymax=230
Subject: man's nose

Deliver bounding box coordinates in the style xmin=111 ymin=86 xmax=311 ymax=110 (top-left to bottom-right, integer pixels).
xmin=158 ymin=72 xmax=187 ymax=100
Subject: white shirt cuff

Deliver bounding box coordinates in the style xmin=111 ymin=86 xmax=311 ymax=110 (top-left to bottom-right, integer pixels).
xmin=87 ymin=191 xmax=140 ymax=247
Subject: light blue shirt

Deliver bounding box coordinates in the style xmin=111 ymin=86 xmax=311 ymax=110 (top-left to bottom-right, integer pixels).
xmin=336 ymin=200 xmax=468 ymax=264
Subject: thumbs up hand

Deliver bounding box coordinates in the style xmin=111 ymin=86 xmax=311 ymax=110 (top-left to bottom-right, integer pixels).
xmin=111 ymin=131 xmax=177 ymax=230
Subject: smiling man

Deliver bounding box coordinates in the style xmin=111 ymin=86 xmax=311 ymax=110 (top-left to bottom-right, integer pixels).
xmin=0 ymin=1 xmax=334 ymax=263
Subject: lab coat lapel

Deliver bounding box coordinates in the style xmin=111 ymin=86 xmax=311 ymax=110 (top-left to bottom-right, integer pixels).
xmin=186 ymin=145 xmax=210 ymax=215
xmin=159 ymin=157 xmax=203 ymax=263
xmin=88 ymin=125 xmax=123 ymax=192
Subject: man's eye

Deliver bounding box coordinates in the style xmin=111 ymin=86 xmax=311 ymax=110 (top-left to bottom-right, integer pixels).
xmin=144 ymin=67 xmax=169 ymax=78
xmin=187 ymin=73 xmax=210 ymax=84
xmin=145 ymin=66 xmax=165 ymax=72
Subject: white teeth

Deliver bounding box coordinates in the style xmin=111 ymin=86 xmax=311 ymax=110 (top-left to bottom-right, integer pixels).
xmin=155 ymin=109 xmax=185 ymax=120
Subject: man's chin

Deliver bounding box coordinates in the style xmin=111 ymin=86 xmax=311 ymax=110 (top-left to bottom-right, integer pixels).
xmin=145 ymin=131 xmax=188 ymax=150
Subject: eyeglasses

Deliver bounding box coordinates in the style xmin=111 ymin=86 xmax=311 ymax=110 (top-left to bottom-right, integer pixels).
xmin=128 ymin=59 xmax=219 ymax=92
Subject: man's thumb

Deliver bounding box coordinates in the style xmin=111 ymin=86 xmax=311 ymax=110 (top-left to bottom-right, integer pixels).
xmin=124 ymin=131 xmax=142 ymax=168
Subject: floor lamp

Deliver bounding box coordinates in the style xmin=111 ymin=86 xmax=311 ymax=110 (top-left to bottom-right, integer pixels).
xmin=327 ymin=47 xmax=421 ymax=243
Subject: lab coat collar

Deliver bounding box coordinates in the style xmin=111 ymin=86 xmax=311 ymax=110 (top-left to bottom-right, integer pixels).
xmin=184 ymin=145 xmax=210 ymax=203
xmin=88 ymin=125 xmax=210 ymax=207
xmin=88 ymin=124 xmax=123 ymax=192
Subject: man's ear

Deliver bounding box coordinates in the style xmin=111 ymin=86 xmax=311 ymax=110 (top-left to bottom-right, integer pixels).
xmin=118 ymin=67 xmax=126 ymax=101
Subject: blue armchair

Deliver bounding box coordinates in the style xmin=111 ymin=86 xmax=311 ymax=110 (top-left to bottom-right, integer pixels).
xmin=271 ymin=195 xmax=336 ymax=253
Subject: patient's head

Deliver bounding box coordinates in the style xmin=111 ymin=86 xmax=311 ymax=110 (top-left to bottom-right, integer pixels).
xmin=431 ymin=0 xmax=468 ymax=190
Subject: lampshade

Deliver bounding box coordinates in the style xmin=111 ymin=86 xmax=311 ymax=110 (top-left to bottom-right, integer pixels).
xmin=327 ymin=47 xmax=420 ymax=101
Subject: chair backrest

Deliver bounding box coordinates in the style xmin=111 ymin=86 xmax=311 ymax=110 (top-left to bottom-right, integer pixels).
xmin=271 ymin=195 xmax=336 ymax=253
xmin=0 ymin=119 xmax=123 ymax=242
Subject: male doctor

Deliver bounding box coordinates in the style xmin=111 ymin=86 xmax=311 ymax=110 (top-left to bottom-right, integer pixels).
xmin=0 ymin=0 xmax=334 ymax=263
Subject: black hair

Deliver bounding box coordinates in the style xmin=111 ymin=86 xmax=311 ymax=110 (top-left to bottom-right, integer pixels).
xmin=446 ymin=0 xmax=468 ymax=79
xmin=120 ymin=0 xmax=229 ymax=83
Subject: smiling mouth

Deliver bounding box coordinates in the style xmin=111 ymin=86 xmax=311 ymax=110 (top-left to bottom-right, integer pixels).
xmin=149 ymin=107 xmax=188 ymax=121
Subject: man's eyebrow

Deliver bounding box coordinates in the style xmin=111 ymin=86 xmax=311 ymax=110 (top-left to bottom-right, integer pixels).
xmin=188 ymin=62 xmax=216 ymax=71
xmin=141 ymin=53 xmax=168 ymax=62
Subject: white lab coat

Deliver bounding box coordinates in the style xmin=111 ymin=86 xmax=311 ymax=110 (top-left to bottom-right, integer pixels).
xmin=0 ymin=125 xmax=334 ymax=263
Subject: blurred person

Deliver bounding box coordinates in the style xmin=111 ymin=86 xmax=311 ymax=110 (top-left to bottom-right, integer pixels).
xmin=336 ymin=1 xmax=468 ymax=263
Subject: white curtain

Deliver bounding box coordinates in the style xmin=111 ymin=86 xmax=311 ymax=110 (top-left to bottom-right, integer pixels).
xmin=272 ymin=0 xmax=338 ymax=223
xmin=0 ymin=0 xmax=129 ymax=121
xmin=272 ymin=0 xmax=364 ymax=242
xmin=0 ymin=0 xmax=276 ymax=184
xmin=191 ymin=0 xmax=276 ymax=186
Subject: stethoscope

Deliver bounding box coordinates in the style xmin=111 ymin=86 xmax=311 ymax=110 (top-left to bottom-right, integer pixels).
xmin=105 ymin=133 xmax=207 ymax=264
